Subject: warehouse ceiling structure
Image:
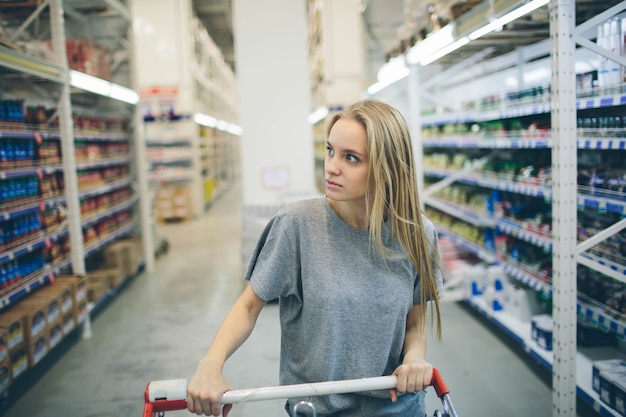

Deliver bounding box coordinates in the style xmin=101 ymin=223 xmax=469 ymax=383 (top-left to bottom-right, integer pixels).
xmin=193 ymin=0 xmax=624 ymax=86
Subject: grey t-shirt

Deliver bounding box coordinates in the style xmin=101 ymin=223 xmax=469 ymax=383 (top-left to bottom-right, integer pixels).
xmin=245 ymin=197 xmax=442 ymax=416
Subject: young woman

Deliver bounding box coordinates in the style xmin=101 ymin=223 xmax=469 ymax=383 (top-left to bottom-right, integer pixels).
xmin=187 ymin=99 xmax=443 ymax=417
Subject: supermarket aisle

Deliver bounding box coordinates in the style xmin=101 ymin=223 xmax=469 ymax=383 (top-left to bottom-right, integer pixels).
xmin=1 ymin=182 xmax=574 ymax=417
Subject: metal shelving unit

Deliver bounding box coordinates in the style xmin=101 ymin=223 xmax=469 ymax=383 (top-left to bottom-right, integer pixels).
xmin=0 ymin=0 xmax=153 ymax=395
xmin=369 ymin=0 xmax=626 ymax=415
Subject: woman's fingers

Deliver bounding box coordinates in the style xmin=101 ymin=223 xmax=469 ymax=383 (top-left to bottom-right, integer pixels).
xmin=394 ymin=361 xmax=433 ymax=393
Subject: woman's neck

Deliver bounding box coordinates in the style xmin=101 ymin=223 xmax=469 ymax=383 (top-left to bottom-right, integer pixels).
xmin=327 ymin=197 xmax=369 ymax=230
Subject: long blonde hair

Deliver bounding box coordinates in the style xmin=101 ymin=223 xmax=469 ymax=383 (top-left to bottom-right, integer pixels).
xmin=327 ymin=99 xmax=442 ymax=339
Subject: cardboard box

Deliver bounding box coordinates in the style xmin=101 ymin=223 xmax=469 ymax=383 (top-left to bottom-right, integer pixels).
xmin=0 ymin=359 xmax=10 ymax=393
xmin=531 ymin=314 xmax=553 ymax=351
xmin=103 ymin=240 xmax=138 ymax=277
xmin=10 ymin=300 xmax=48 ymax=341
xmin=87 ymin=267 xmax=124 ymax=290
xmin=55 ymin=275 xmax=87 ymax=306
xmin=9 ymin=344 xmax=28 ymax=381
xmin=30 ymin=282 xmax=74 ymax=316
xmin=0 ymin=312 xmax=24 ymax=352
xmin=61 ymin=312 xmax=76 ymax=337
xmin=26 ymin=332 xmax=48 ymax=367
xmin=75 ymin=299 xmax=89 ymax=325
xmin=593 ymin=360 xmax=626 ymax=394
xmin=87 ymin=282 xmax=108 ymax=303
xmin=0 ymin=328 xmax=8 ymax=363
xmin=24 ymin=290 xmax=62 ymax=325
xmin=615 ymin=377 xmax=626 ymax=416
xmin=47 ymin=321 xmax=63 ymax=351
xmin=599 ymin=370 xmax=626 ymax=410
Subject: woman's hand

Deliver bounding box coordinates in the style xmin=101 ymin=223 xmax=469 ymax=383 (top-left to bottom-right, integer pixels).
xmin=389 ymin=360 xmax=433 ymax=402
xmin=186 ymin=361 xmax=233 ymax=416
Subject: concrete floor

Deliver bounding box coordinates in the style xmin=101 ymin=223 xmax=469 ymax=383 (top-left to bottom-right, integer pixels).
xmin=0 ymin=183 xmax=595 ymax=417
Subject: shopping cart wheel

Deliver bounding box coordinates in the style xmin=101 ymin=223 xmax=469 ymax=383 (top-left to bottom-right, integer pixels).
xmin=293 ymin=401 xmax=316 ymax=417
xmin=432 ymin=411 xmax=450 ymax=417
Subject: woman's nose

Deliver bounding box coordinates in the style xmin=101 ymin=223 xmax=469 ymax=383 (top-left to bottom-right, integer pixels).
xmin=325 ymin=156 xmax=339 ymax=175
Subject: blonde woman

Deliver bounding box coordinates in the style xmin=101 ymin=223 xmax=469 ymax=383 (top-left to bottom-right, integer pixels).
xmin=187 ymin=99 xmax=443 ymax=417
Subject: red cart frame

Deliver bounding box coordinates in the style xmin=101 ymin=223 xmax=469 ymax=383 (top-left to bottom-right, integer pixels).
xmin=143 ymin=368 xmax=458 ymax=416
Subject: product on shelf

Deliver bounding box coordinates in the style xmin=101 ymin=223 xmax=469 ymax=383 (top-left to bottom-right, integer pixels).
xmin=531 ymin=314 xmax=553 ymax=351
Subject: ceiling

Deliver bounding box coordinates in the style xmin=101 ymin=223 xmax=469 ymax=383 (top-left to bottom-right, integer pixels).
xmin=192 ymin=0 xmax=623 ymax=83
xmin=191 ymin=0 xmax=408 ymax=80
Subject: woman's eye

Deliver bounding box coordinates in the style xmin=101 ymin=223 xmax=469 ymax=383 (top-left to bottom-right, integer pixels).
xmin=346 ymin=154 xmax=359 ymax=163
xmin=326 ymin=146 xmax=334 ymax=156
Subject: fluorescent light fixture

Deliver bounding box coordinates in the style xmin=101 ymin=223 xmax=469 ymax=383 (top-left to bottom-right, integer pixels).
xmin=216 ymin=120 xmax=228 ymax=131
xmin=70 ymin=70 xmax=111 ymax=96
xmin=406 ymin=25 xmax=455 ymax=64
xmin=226 ymin=123 xmax=244 ymax=135
xmin=367 ymin=56 xmax=409 ymax=95
xmin=308 ymin=106 xmax=329 ymax=124
xmin=194 ymin=113 xmax=217 ymax=127
xmin=469 ymin=0 xmax=549 ymax=40
xmin=194 ymin=112 xmax=243 ymax=136
xmin=110 ymin=84 xmax=140 ymax=104
xmin=70 ymin=70 xmax=139 ymax=104
xmin=420 ymin=37 xmax=470 ymax=66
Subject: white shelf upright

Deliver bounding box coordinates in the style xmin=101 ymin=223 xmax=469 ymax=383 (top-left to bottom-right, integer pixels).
xmin=49 ymin=0 xmax=86 ymax=275
xmin=127 ymin=3 xmax=155 ymax=273
xmin=549 ymin=0 xmax=578 ymax=415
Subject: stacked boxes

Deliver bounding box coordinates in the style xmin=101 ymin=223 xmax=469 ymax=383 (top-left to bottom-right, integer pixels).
xmin=10 ymin=298 xmax=50 ymax=367
xmin=65 ymin=39 xmax=111 ymax=80
xmin=155 ymin=185 xmax=192 ymax=222
xmin=593 ymin=360 xmax=626 ymax=416
xmin=102 ymin=238 xmax=143 ymax=280
xmin=0 ymin=275 xmax=89 ymax=390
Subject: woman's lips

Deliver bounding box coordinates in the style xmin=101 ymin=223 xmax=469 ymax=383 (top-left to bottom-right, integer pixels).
xmin=326 ymin=179 xmax=341 ymax=189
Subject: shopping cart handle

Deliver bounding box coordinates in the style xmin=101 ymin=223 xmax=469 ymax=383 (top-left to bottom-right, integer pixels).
xmin=430 ymin=368 xmax=449 ymax=398
xmin=143 ymin=368 xmax=450 ymax=416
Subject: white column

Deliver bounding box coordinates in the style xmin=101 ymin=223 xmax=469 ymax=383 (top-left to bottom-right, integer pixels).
xmin=233 ymin=0 xmax=315 ymax=264
xmin=549 ymin=0 xmax=577 ymax=415
xmin=49 ymin=0 xmax=85 ymax=275
xmin=234 ymin=0 xmax=315 ymax=207
xmin=320 ymin=0 xmax=366 ymax=108
xmin=128 ymin=2 xmax=155 ymax=272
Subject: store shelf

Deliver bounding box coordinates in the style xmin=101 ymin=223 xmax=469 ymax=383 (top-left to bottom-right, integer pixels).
xmin=83 ymin=221 xmax=137 ymax=258
xmin=81 ymin=197 xmax=137 ymax=229
xmin=0 ymin=201 xmax=41 ymax=222
xmin=578 ymin=252 xmax=626 ymax=285
xmin=495 ymin=217 xmax=552 ymax=251
xmin=423 ymin=136 xmax=552 ymax=149
xmin=424 ymin=196 xmax=493 ymax=227
xmin=78 ymin=178 xmax=133 ymax=200
xmin=70 ymin=132 xmax=129 ymax=142
xmin=0 ymin=165 xmax=62 ymax=180
xmin=0 ymin=234 xmax=45 ymax=264
xmin=465 ymin=295 xmax=623 ymax=417
xmin=0 ymin=45 xmax=63 ymax=83
xmin=76 ymin=156 xmax=131 ymax=170
xmin=0 ymin=268 xmax=55 ymax=310
xmin=424 ymin=168 xmax=551 ymax=199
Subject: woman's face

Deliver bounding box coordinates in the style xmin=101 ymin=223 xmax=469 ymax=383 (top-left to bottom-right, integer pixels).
xmin=324 ymin=118 xmax=370 ymax=204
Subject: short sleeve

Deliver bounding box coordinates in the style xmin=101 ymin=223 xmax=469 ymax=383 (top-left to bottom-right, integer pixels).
xmin=244 ymin=214 xmax=301 ymax=301
xmin=413 ymin=218 xmax=444 ymax=304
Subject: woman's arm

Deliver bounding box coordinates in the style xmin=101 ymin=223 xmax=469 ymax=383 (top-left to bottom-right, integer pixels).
xmin=390 ymin=304 xmax=433 ymax=402
xmin=187 ymin=283 xmax=267 ymax=416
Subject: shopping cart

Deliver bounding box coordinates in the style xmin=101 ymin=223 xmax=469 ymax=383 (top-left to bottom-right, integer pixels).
xmin=143 ymin=368 xmax=458 ymax=417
